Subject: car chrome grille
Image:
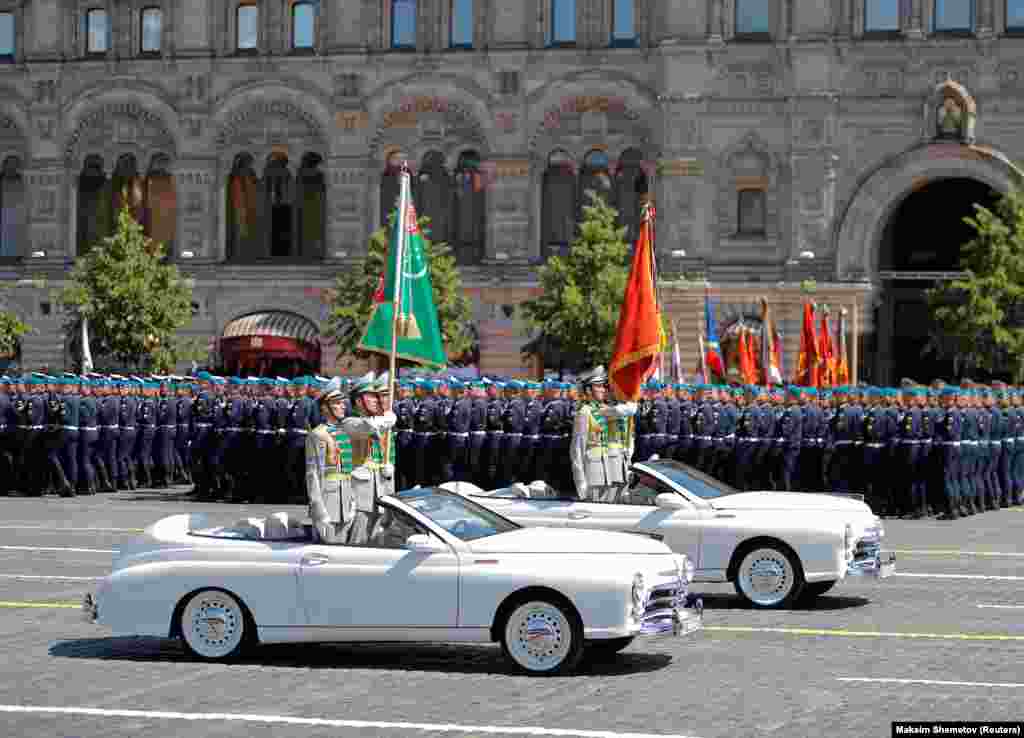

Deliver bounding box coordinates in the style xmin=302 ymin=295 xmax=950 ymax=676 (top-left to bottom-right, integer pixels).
xmin=640 ymin=578 xmax=699 ymax=635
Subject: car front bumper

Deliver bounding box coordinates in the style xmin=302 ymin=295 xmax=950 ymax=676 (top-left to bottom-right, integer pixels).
xmin=847 ymin=550 xmax=896 ymax=578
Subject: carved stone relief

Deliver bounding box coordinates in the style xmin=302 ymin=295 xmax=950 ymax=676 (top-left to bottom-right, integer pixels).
xmin=215 ymin=100 xmax=327 ymax=150
xmin=64 ymin=102 xmax=177 ymax=167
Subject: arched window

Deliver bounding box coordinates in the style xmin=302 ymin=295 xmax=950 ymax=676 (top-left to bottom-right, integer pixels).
xmin=453 ymin=150 xmax=485 ymax=264
xmin=738 ymin=189 xmax=766 ymax=235
xmin=578 ymin=149 xmax=613 ymax=221
xmin=864 ymin=0 xmax=899 ymax=32
xmin=611 ymin=0 xmax=636 ymax=45
xmin=392 ymin=0 xmax=417 ymax=48
xmin=144 ymin=155 xmax=176 ymax=253
xmin=614 ymin=148 xmax=648 ymax=244
xmin=415 ymin=151 xmax=452 ymax=248
xmin=735 ymin=0 xmax=770 ymax=35
xmin=86 ymin=8 xmax=109 ymax=53
xmin=292 ymin=1 xmax=316 ymax=49
xmin=78 ymin=156 xmax=110 ymax=257
xmin=0 ymin=157 xmax=24 ymax=258
xmin=227 ymin=154 xmax=261 ymax=261
xmin=450 ymin=0 xmax=473 ymax=47
xmin=264 ymin=155 xmax=294 ymax=258
xmin=237 ymin=4 xmax=259 ymax=50
xmin=380 ymin=151 xmax=407 ymax=226
xmin=141 ymin=7 xmax=163 ymax=53
xmin=297 ymin=153 xmax=325 ymax=259
xmin=541 ymin=150 xmax=576 ymax=259
xmin=548 ymin=0 xmax=576 ymax=44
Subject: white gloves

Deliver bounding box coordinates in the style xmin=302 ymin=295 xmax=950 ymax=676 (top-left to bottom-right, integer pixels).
xmin=616 ymin=402 xmax=639 ymax=417
xmin=375 ymin=411 xmax=397 ymax=432
xmin=380 ymin=463 xmax=395 ymax=480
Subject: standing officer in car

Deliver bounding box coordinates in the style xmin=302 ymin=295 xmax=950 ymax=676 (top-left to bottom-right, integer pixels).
xmin=570 ymin=366 xmax=637 ymax=502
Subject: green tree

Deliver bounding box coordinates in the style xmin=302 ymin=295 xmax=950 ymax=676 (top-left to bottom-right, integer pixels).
xmin=60 ymin=202 xmax=198 ymax=373
xmin=520 ymin=190 xmax=631 ymax=372
xmin=325 ymin=213 xmax=474 ymax=370
xmin=0 ymin=284 xmax=32 ymax=364
xmin=926 ymin=187 xmax=1024 ymax=382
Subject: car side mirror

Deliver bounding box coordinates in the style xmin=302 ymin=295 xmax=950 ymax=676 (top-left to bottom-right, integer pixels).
xmin=405 ymin=534 xmax=448 ymax=553
xmin=654 ymin=493 xmax=689 ymax=511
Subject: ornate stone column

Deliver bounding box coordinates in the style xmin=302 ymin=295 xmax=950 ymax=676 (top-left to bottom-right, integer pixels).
xmin=173 ymin=160 xmax=219 ymax=263
xmin=323 ymin=156 xmax=372 ymax=263
xmin=904 ymin=0 xmax=924 ymax=39
xmin=788 ymin=98 xmax=836 ymax=277
xmin=22 ymin=160 xmax=66 ymax=264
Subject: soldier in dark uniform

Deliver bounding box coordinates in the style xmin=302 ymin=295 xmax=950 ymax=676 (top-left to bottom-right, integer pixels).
xmin=538 ymin=380 xmax=566 ymax=491
xmin=175 ymin=380 xmax=194 ymax=486
xmin=393 ymin=380 xmax=416 ymax=491
xmin=733 ymin=386 xmax=760 ymax=491
xmin=521 ymin=381 xmax=545 ymax=481
xmin=132 ymin=380 xmax=155 ymax=488
xmin=691 ymin=386 xmax=715 ymax=474
xmin=411 ymin=380 xmax=437 ymax=486
xmin=443 ymin=379 xmax=471 ymax=482
xmin=935 ymin=387 xmax=963 ymax=519
xmin=675 ymin=384 xmax=695 ymax=466
xmin=896 ymin=386 xmax=925 ymax=518
xmin=751 ymin=385 xmax=776 ymax=490
xmin=431 ymin=380 xmax=453 ymax=485
xmin=114 ymin=378 xmax=138 ymax=490
xmin=983 ymin=388 xmax=1003 ymax=510
xmin=466 ymin=380 xmax=488 ymax=488
xmin=282 ymin=378 xmax=309 ymax=502
xmin=662 ymin=382 xmax=682 ymax=464
xmin=714 ymin=387 xmax=739 ymax=484
xmin=0 ymin=378 xmax=15 ymax=495
xmin=829 ymin=387 xmax=856 ymax=493
xmin=483 ymin=379 xmax=506 ymax=488
xmin=799 ymin=388 xmax=822 ymax=492
xmin=959 ymin=388 xmax=979 ymax=515
xmin=220 ymin=378 xmax=247 ymax=499
xmin=779 ymin=386 xmax=804 ymax=492
xmin=818 ymin=390 xmax=836 ymax=492
xmin=1012 ymin=389 xmax=1024 ymax=505
xmin=634 ymin=383 xmax=657 ymax=462
xmin=501 ymin=381 xmax=526 ymax=486
xmin=190 ymin=375 xmax=214 ymax=498
xmin=58 ymin=375 xmax=82 ymax=496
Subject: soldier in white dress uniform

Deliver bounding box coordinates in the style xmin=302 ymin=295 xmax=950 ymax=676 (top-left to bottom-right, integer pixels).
xmin=570 ymin=366 xmax=638 ymax=502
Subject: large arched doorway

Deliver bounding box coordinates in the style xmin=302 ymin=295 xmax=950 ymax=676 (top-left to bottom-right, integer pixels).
xmin=874 ymin=177 xmax=1000 ymax=384
xmin=219 ymin=311 xmax=321 ymax=377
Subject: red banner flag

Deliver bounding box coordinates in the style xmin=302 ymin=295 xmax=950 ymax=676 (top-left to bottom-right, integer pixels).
xmin=835 ymin=308 xmax=851 ymax=386
xmin=795 ymin=302 xmax=820 ymax=387
xmin=819 ymin=309 xmax=836 ymax=388
xmin=610 ymin=205 xmax=662 ymax=402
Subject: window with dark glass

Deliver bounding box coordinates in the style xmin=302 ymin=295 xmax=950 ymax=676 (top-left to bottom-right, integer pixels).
xmin=453 ymin=150 xmax=485 ymax=264
xmin=541 ymin=150 xmax=576 ymax=259
xmin=611 ymin=0 xmax=636 ymax=45
xmin=1009 ymin=0 xmax=1024 ymax=30
xmin=933 ymin=0 xmax=974 ymax=31
xmin=0 ymin=12 xmax=14 ymax=57
xmin=86 ymin=9 xmax=109 ymax=53
xmin=0 ymin=157 xmax=25 ymax=258
xmin=735 ymin=0 xmax=770 ymax=35
xmin=738 ymin=189 xmax=766 ymax=235
xmin=864 ymin=0 xmax=900 ymax=31
xmin=141 ymin=8 xmax=162 ymax=52
xmin=548 ymin=0 xmax=575 ymax=44
xmin=450 ymin=0 xmax=473 ymax=47
xmin=292 ymin=1 xmax=315 ymax=49
xmin=237 ymin=4 xmax=258 ymax=50
xmin=392 ymin=0 xmax=416 ymax=48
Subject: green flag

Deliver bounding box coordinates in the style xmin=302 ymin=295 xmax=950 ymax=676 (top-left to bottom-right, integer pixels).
xmin=358 ymin=169 xmax=448 ymax=368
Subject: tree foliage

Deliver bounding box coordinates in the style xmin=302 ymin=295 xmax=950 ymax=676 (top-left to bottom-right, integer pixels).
xmin=0 ymin=285 xmax=31 ymax=361
xmin=324 ymin=213 xmax=474 ymax=370
xmin=60 ymin=203 xmax=198 ymax=373
xmin=520 ymin=191 xmax=632 ymax=372
xmin=926 ymin=187 xmax=1024 ymax=382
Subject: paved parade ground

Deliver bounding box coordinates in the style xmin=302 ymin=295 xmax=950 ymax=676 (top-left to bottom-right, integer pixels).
xmin=0 ymin=490 xmax=1021 ymax=738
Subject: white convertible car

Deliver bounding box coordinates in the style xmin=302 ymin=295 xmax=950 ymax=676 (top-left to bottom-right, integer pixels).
xmin=83 ymin=487 xmax=702 ymax=675
xmin=451 ymin=460 xmax=896 ymax=610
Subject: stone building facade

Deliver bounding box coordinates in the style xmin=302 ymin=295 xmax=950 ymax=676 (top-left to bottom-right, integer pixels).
xmin=0 ymin=0 xmax=1021 ymax=382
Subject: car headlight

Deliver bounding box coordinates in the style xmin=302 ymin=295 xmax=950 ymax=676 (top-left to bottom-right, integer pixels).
xmin=631 ymin=573 xmax=646 ymax=618
xmin=675 ymin=554 xmax=695 ymax=584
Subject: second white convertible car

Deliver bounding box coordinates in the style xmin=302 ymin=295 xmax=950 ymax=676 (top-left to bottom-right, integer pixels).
xmin=84 ymin=487 xmax=702 ymax=675
xmin=453 ymin=460 xmax=895 ymax=609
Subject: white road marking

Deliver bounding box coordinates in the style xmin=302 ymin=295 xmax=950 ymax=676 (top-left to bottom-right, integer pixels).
xmin=838 ymin=677 xmax=1024 ymax=689
xmin=0 ymin=546 xmax=115 ymax=554
xmin=0 ymin=525 xmax=142 ymax=533
xmin=893 ymin=549 xmax=1024 ymax=558
xmin=977 ymin=604 xmax=1024 ymax=610
xmin=893 ymin=573 xmax=1024 ymax=582
xmin=0 ymin=574 xmax=98 ymax=581
xmin=0 ymin=706 xmax=704 ymax=738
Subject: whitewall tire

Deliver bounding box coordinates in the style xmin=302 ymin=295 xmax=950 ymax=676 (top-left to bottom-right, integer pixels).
xmin=734 ymin=545 xmax=805 ymax=609
xmin=179 ymin=589 xmax=250 ymax=661
xmin=501 ymin=599 xmax=584 ymax=675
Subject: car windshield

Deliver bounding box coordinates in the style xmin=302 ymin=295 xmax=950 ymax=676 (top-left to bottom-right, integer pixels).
xmin=641 ymin=460 xmax=739 ymax=500
xmin=396 ymin=487 xmax=521 ymax=541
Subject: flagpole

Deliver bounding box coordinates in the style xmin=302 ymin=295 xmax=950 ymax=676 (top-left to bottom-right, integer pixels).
xmin=699 ymin=332 xmax=709 ymax=384
xmin=385 ymin=164 xmax=410 ymax=464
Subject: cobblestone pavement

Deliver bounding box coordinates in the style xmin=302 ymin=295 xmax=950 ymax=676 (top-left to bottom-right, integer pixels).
xmin=0 ymin=488 xmax=1021 ymax=738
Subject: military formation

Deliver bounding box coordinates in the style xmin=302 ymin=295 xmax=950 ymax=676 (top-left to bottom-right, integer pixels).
xmin=1 ymin=369 xmax=1023 ymax=521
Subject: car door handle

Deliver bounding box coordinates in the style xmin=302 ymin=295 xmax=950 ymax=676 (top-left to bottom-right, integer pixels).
xmin=302 ymin=554 xmax=330 ymax=566
xmin=568 ymin=512 xmax=590 ymax=520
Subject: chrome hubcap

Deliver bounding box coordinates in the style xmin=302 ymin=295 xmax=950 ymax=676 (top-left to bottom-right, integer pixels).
xmin=183 ymin=592 xmax=243 ymax=658
xmin=506 ymin=602 xmax=572 ymax=672
xmin=740 ymin=549 xmax=793 ymax=606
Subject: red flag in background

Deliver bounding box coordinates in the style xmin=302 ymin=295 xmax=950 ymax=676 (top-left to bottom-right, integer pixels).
xmin=836 ymin=308 xmax=851 ymax=386
xmin=760 ymin=298 xmax=783 ymax=386
xmin=736 ymin=326 xmax=757 ymax=385
xmin=795 ymin=302 xmax=820 ymax=387
xmin=610 ymin=204 xmax=662 ymax=402
xmin=819 ymin=309 xmax=836 ymax=388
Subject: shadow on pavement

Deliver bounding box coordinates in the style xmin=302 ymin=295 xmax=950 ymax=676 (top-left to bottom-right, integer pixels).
xmin=691 ymin=593 xmax=871 ymax=611
xmin=50 ymin=637 xmax=673 ymax=677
